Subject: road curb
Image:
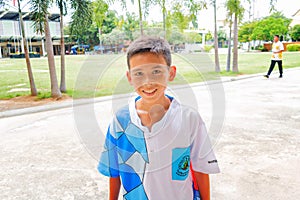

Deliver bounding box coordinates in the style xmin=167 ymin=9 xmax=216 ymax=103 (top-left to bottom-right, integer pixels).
xmin=1 ymin=67 xmax=299 ymax=119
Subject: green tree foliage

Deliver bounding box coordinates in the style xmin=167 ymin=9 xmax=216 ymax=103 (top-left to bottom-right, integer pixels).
xmin=205 ymin=31 xmax=213 ymax=41
xmin=122 ymin=12 xmax=140 ymax=40
xmin=93 ymin=0 xmax=108 ymax=30
xmin=184 ymin=32 xmax=202 ymax=43
xmin=170 ymin=3 xmax=191 ymax=32
xmin=111 ymin=0 xmax=153 ymax=35
xmin=252 ymin=12 xmax=291 ymax=41
xmin=102 ymin=10 xmax=118 ymax=34
xmin=67 ymin=8 xmax=117 ymax=46
xmin=70 ymin=0 xmax=93 ymax=42
xmin=290 ymin=25 xmax=300 ymax=41
xmin=164 ymin=2 xmax=201 ymax=41
xmin=102 ymin=29 xmax=125 ymax=53
xmin=218 ymin=29 xmax=227 ymax=43
xmin=168 ymin=29 xmax=185 ymax=45
xmin=151 ymin=0 xmax=205 ymax=38
xmin=238 ymin=21 xmax=257 ymax=43
xmin=93 ymin=0 xmax=108 ymax=53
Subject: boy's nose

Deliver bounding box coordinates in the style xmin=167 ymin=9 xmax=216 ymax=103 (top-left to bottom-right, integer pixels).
xmin=142 ymin=74 xmax=155 ymax=84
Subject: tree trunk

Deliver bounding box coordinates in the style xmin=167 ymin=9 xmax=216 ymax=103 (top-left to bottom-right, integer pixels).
xmin=162 ymin=0 xmax=166 ymax=38
xmin=232 ymin=13 xmax=238 ymax=72
xmin=98 ymin=27 xmax=103 ymax=54
xmin=59 ymin=8 xmax=66 ymax=93
xmin=137 ymin=0 xmax=143 ymax=36
xmin=44 ymin=13 xmax=62 ymax=98
xmin=17 ymin=0 xmax=37 ymax=96
xmin=247 ymin=41 xmax=251 ymax=52
xmin=226 ymin=20 xmax=232 ymax=72
xmin=213 ymin=0 xmax=220 ymax=72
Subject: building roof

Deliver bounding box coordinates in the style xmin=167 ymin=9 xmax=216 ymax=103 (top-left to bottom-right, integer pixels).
xmin=0 ymin=11 xmax=60 ymax=21
xmin=292 ymin=9 xmax=300 ymax=17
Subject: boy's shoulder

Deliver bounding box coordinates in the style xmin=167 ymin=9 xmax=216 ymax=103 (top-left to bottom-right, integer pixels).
xmin=179 ymin=103 xmax=205 ymax=125
xmin=113 ymin=105 xmax=131 ymax=129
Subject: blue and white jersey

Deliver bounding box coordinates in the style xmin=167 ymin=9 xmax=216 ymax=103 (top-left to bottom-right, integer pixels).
xmin=98 ymin=97 xmax=220 ymax=200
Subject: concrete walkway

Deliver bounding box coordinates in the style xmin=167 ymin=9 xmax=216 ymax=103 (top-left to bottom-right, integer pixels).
xmin=0 ymin=68 xmax=299 ymax=199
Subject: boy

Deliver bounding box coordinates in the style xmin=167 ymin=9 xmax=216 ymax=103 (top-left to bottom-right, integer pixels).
xmin=264 ymin=35 xmax=284 ymax=78
xmin=98 ymin=36 xmax=220 ymax=200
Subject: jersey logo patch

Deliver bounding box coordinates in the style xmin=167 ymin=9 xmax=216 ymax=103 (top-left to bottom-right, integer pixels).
xmin=172 ymin=147 xmax=190 ymax=181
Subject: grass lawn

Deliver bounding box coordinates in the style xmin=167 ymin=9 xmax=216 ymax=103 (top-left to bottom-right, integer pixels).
xmin=0 ymin=51 xmax=299 ymax=99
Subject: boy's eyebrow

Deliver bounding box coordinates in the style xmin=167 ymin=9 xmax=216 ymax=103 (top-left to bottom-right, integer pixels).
xmin=130 ymin=64 xmax=169 ymax=72
xmin=152 ymin=65 xmax=165 ymax=69
xmin=130 ymin=68 xmax=142 ymax=72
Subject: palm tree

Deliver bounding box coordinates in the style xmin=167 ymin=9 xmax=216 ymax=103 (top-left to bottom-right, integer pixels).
xmin=157 ymin=0 xmax=166 ymax=38
xmin=93 ymin=0 xmax=109 ymax=54
xmin=225 ymin=1 xmax=233 ymax=72
xmin=136 ymin=0 xmax=144 ymax=35
xmin=212 ymin=0 xmax=220 ymax=72
xmin=56 ymin=0 xmax=67 ymax=93
xmin=110 ymin=0 xmax=148 ymax=36
xmin=226 ymin=16 xmax=233 ymax=72
xmin=70 ymin=0 xmax=93 ymax=44
xmin=123 ymin=0 xmax=145 ymax=36
xmin=17 ymin=0 xmax=37 ymax=96
xmin=226 ymin=0 xmax=244 ymax=72
xmin=31 ymin=0 xmax=62 ymax=98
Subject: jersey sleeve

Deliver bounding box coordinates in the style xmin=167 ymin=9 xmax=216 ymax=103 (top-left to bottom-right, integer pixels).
xmin=190 ymin=116 xmax=220 ymax=174
xmin=97 ymin=121 xmax=120 ymax=178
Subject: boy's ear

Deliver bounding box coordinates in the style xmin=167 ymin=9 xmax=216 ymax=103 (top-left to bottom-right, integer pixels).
xmin=126 ymin=70 xmax=133 ymax=85
xmin=168 ymin=66 xmax=176 ymax=81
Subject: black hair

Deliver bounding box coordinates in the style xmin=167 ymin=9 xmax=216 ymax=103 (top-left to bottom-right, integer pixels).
xmin=126 ymin=36 xmax=171 ymax=69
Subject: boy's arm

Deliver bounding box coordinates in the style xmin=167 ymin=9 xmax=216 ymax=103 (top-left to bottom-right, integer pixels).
xmin=109 ymin=177 xmax=121 ymax=200
xmin=274 ymin=50 xmax=284 ymax=54
xmin=193 ymin=171 xmax=210 ymax=200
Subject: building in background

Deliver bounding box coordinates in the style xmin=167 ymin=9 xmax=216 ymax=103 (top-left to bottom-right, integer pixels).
xmin=0 ymin=10 xmax=64 ymax=58
xmin=290 ymin=9 xmax=300 ymax=27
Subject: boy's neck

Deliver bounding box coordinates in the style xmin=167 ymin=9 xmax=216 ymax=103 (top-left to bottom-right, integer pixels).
xmin=136 ymin=95 xmax=171 ymax=112
xmin=135 ymin=95 xmax=171 ymax=130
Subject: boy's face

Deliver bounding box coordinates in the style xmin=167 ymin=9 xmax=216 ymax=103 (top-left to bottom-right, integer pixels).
xmin=274 ymin=36 xmax=279 ymax=42
xmin=126 ymin=52 xmax=176 ymax=102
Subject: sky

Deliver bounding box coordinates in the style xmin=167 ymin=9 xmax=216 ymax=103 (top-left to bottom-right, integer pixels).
xmin=3 ymin=0 xmax=300 ymax=31
xmin=110 ymin=0 xmax=300 ymax=31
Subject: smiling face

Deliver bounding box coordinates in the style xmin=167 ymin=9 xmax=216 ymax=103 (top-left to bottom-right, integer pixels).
xmin=127 ymin=52 xmax=176 ymax=103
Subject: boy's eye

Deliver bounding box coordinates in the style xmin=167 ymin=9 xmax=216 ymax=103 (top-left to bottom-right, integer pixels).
xmin=152 ymin=70 xmax=161 ymax=74
xmin=134 ymin=71 xmax=143 ymax=76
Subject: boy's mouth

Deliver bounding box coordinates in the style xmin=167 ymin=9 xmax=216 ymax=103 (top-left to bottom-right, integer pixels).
xmin=142 ymin=89 xmax=157 ymax=96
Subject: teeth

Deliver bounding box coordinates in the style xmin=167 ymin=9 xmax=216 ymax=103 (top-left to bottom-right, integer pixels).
xmin=144 ymin=89 xmax=156 ymax=94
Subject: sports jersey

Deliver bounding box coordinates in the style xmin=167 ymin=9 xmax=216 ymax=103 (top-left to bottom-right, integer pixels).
xmin=271 ymin=41 xmax=284 ymax=60
xmin=98 ymin=96 xmax=220 ymax=200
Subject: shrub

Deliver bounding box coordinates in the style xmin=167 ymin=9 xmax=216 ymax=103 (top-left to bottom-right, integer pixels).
xmin=255 ymin=45 xmax=263 ymax=50
xmin=203 ymin=45 xmax=213 ymax=52
xmin=255 ymin=46 xmax=268 ymax=52
xmin=286 ymin=44 xmax=300 ymax=51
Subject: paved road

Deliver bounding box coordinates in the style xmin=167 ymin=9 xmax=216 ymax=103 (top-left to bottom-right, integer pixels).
xmin=0 ymin=68 xmax=299 ymax=200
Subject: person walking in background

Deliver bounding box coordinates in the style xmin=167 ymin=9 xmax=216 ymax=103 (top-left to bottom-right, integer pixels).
xmin=264 ymin=35 xmax=284 ymax=78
